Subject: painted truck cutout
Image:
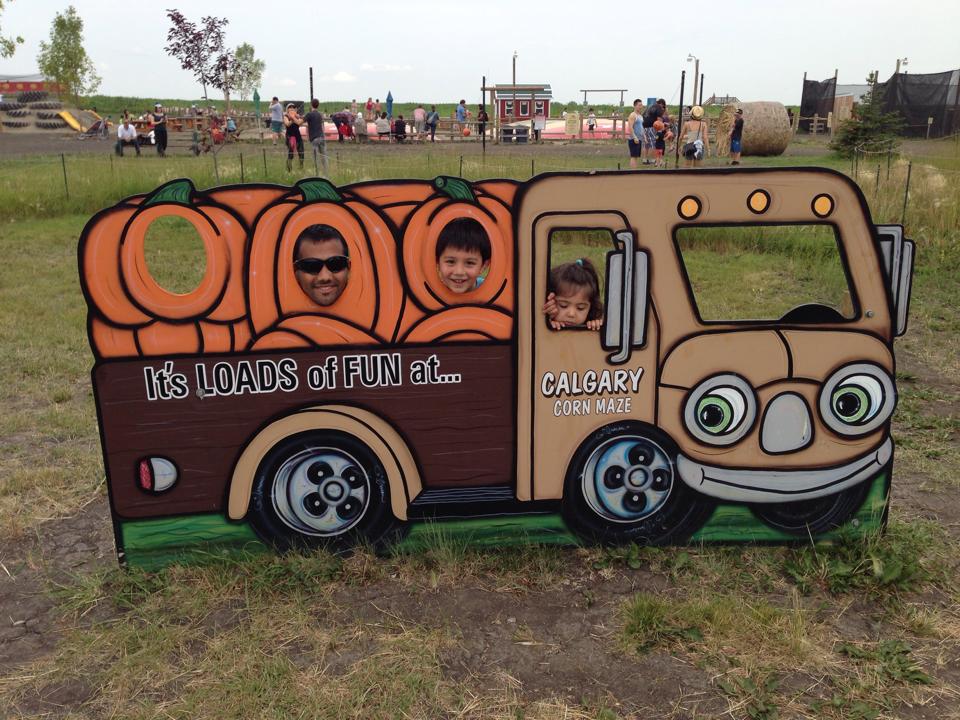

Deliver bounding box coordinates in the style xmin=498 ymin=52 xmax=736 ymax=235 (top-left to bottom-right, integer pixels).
xmin=79 ymin=169 xmax=914 ymax=567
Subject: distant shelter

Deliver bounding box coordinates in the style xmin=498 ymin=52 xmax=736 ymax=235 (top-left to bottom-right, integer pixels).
xmin=0 ymin=73 xmax=61 ymax=96
xmin=493 ymin=84 xmax=553 ymax=120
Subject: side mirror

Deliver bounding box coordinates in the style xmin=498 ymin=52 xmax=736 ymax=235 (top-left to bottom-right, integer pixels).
xmin=876 ymin=224 xmax=915 ymax=336
xmin=603 ymin=231 xmax=650 ymax=364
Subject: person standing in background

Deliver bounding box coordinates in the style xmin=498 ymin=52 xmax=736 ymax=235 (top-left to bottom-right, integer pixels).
xmin=680 ymin=105 xmax=710 ymax=167
xmin=304 ymin=99 xmax=328 ymax=177
xmin=284 ymin=103 xmax=305 ymax=171
xmin=426 ymin=105 xmax=440 ymax=143
xmin=269 ymin=96 xmax=283 ymax=145
xmin=354 ymin=111 xmax=368 ymax=143
xmin=413 ymin=104 xmax=426 ymax=141
xmin=626 ymin=98 xmax=644 ymax=170
xmin=641 ymin=98 xmax=666 ymax=165
xmin=151 ymin=103 xmax=167 ymax=157
xmin=729 ymin=108 xmax=744 ymax=165
xmin=477 ymin=105 xmax=489 ymax=139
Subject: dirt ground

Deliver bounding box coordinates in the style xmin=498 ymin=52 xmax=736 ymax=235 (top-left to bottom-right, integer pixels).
xmin=1 ymin=339 xmax=958 ymax=717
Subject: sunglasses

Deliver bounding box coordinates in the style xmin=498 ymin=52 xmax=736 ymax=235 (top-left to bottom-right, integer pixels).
xmin=293 ymin=256 xmax=350 ymax=274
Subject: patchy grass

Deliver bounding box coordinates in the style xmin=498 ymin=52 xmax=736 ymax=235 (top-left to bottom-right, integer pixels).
xmin=1 ymin=141 xmax=959 ymax=717
xmin=0 ymin=215 xmax=103 ymax=539
xmin=781 ymin=518 xmax=950 ymax=597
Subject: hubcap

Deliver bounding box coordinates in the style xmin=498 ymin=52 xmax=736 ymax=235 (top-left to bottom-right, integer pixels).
xmin=581 ymin=435 xmax=673 ymax=523
xmin=272 ymin=446 xmax=370 ymax=536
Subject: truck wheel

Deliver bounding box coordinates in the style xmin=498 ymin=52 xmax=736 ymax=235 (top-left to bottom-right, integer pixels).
xmin=249 ymin=430 xmax=398 ymax=552
xmin=563 ymin=422 xmax=715 ymax=545
xmin=749 ymin=481 xmax=873 ymax=536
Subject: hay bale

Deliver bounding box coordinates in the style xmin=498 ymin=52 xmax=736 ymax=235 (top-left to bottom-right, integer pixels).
xmin=716 ymin=101 xmax=792 ymax=156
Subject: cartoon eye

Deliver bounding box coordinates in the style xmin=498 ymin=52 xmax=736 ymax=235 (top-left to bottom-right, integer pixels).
xmin=696 ymin=387 xmax=747 ymax=434
xmin=819 ymin=364 xmax=896 ymax=436
xmin=684 ymin=375 xmax=756 ymax=445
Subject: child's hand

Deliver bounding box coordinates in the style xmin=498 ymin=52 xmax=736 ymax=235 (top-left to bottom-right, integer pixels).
xmin=542 ymin=292 xmax=559 ymax=319
xmin=549 ymin=318 xmax=566 ymax=330
xmin=586 ymin=318 xmax=603 ymax=331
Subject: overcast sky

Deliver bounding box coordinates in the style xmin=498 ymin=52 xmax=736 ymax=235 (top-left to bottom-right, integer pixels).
xmin=1 ymin=0 xmax=954 ymax=106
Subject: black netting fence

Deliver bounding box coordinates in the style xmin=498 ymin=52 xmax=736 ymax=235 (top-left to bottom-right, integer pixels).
xmin=879 ymin=70 xmax=960 ymax=137
xmin=799 ymin=77 xmax=836 ymax=131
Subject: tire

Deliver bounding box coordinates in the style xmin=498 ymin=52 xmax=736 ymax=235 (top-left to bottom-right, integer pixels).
xmin=249 ymin=430 xmax=399 ymax=553
xmin=749 ymin=481 xmax=873 ymax=536
xmin=563 ymin=421 xmax=716 ymax=546
xmin=779 ymin=303 xmax=846 ymax=323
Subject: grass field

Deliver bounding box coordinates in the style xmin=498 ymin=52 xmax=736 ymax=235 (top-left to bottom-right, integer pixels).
xmin=0 ymin=137 xmax=958 ymax=718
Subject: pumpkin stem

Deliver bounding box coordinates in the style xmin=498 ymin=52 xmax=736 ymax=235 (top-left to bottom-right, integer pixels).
xmin=144 ymin=179 xmax=195 ymax=207
xmin=297 ymin=178 xmax=343 ymax=203
xmin=433 ymin=176 xmax=476 ymax=203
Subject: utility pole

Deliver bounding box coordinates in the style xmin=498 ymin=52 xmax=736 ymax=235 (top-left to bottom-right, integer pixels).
xmin=688 ymin=55 xmax=700 ymax=107
xmin=512 ymin=51 xmax=517 ymax=122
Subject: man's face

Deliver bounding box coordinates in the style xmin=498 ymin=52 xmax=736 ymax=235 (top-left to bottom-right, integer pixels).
xmin=295 ymin=238 xmax=350 ymax=306
xmin=438 ymin=247 xmax=487 ymax=294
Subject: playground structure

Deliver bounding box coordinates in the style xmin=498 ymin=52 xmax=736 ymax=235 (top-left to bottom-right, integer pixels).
xmin=0 ymin=90 xmax=84 ymax=132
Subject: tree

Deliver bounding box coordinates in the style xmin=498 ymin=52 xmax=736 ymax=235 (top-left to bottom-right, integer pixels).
xmin=36 ymin=6 xmax=101 ymax=102
xmin=164 ymin=9 xmax=229 ymax=101
xmin=1 ymin=0 xmax=24 ymax=58
xmin=830 ymin=73 xmax=904 ymax=158
xmin=231 ymin=43 xmax=265 ymax=103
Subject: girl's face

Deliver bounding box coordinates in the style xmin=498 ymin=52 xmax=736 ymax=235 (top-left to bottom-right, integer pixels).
xmin=554 ymin=285 xmax=593 ymax=326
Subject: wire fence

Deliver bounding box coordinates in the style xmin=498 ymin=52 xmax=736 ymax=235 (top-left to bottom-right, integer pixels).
xmin=0 ymin=145 xmax=642 ymax=221
xmin=1 ymin=142 xmax=958 ymax=253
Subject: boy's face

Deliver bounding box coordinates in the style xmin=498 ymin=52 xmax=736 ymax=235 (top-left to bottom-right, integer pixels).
xmin=438 ymin=247 xmax=488 ymax=294
xmin=554 ymin=286 xmax=592 ymax=326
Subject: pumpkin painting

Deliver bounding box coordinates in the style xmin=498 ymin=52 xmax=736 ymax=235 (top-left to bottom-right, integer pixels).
xmin=397 ymin=176 xmax=516 ymax=341
xmin=80 ymin=179 xmax=250 ymax=358
xmin=79 ymin=176 xmax=519 ymax=358
xmin=247 ymin=179 xmax=404 ymax=347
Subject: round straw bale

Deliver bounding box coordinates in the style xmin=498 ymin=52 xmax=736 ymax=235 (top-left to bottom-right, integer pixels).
xmin=717 ymin=101 xmax=792 ymax=156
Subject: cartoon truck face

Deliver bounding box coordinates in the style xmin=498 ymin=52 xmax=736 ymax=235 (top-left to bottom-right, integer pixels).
xmin=81 ymin=169 xmax=913 ymax=562
xmin=515 ymin=168 xmax=912 ymax=540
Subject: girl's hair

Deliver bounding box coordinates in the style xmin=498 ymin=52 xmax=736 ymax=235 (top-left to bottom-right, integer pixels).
xmin=549 ymin=258 xmax=603 ymax=320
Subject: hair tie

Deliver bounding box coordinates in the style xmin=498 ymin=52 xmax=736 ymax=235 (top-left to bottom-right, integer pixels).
xmin=575 ymin=258 xmax=583 ymax=266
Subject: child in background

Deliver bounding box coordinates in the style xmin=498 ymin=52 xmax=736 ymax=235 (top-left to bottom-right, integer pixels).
xmin=435 ymin=218 xmax=491 ymax=294
xmin=542 ymin=258 xmax=604 ymax=330
xmin=587 ymin=108 xmax=597 ymax=135
xmin=353 ymin=112 xmax=368 ymax=142
xmin=653 ymin=118 xmax=666 ymax=167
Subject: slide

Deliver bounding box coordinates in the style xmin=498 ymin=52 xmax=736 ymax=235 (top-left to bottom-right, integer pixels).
xmin=59 ymin=110 xmax=82 ymax=131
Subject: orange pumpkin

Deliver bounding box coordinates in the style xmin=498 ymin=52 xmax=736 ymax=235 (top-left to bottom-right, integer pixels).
xmin=397 ymin=176 xmax=515 ymax=341
xmin=247 ymin=179 xmax=403 ymax=348
xmin=80 ymin=179 xmax=250 ymax=358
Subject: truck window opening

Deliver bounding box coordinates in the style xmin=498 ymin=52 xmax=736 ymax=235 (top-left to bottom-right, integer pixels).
xmin=549 ymin=229 xmax=615 ymax=298
xmin=675 ymin=224 xmax=856 ymax=323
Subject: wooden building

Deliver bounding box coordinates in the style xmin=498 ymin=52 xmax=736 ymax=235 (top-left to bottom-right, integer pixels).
xmin=493 ymin=84 xmax=553 ymax=120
